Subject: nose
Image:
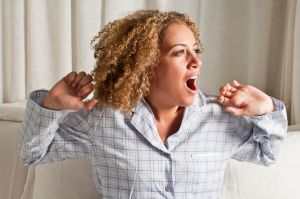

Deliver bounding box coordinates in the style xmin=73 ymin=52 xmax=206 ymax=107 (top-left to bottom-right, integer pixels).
xmin=188 ymin=52 xmax=202 ymax=70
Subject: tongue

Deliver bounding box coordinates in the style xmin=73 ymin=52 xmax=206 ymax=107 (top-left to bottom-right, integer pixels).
xmin=186 ymin=79 xmax=196 ymax=90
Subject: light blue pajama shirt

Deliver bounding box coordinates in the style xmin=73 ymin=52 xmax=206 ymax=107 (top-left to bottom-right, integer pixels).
xmin=19 ymin=90 xmax=287 ymax=199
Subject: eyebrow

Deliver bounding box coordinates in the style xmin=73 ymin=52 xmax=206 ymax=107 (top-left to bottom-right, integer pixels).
xmin=168 ymin=43 xmax=198 ymax=50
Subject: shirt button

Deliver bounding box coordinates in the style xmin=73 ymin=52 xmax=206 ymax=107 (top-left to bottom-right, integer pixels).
xmin=165 ymin=183 xmax=172 ymax=192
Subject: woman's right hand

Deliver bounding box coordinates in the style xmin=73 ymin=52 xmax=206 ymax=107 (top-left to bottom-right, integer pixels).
xmin=41 ymin=71 xmax=97 ymax=110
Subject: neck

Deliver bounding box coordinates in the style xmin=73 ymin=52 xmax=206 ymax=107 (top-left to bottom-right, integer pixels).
xmin=145 ymin=95 xmax=185 ymax=143
xmin=145 ymin=96 xmax=184 ymax=122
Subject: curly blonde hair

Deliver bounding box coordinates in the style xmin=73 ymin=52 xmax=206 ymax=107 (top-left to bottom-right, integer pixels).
xmin=91 ymin=10 xmax=203 ymax=113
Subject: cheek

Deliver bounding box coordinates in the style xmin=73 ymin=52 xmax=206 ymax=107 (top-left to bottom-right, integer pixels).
xmin=158 ymin=71 xmax=184 ymax=91
xmin=159 ymin=67 xmax=182 ymax=80
xmin=156 ymin=59 xmax=186 ymax=83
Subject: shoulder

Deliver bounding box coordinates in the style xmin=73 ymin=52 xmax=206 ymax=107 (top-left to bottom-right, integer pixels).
xmin=90 ymin=102 xmax=127 ymax=120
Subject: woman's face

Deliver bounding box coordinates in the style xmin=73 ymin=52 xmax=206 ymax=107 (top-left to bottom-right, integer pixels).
xmin=148 ymin=23 xmax=202 ymax=108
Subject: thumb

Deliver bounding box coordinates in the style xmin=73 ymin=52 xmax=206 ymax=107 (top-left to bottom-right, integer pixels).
xmin=225 ymin=106 xmax=249 ymax=116
xmin=71 ymin=99 xmax=97 ymax=110
xmin=83 ymin=99 xmax=98 ymax=110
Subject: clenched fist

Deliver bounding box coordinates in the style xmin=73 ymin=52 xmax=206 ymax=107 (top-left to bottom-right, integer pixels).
xmin=41 ymin=71 xmax=97 ymax=110
xmin=217 ymin=80 xmax=274 ymax=116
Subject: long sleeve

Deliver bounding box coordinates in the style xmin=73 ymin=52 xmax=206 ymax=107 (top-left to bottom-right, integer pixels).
xmin=19 ymin=90 xmax=95 ymax=166
xmin=231 ymin=97 xmax=288 ymax=166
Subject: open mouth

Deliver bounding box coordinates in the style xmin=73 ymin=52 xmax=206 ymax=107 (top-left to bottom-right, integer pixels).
xmin=186 ymin=76 xmax=197 ymax=91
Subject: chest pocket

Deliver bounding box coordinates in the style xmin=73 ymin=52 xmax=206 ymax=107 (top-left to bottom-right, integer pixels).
xmin=192 ymin=153 xmax=225 ymax=193
xmin=174 ymin=152 xmax=225 ymax=194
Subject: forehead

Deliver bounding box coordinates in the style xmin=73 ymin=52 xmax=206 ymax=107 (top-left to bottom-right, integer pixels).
xmin=160 ymin=23 xmax=196 ymax=48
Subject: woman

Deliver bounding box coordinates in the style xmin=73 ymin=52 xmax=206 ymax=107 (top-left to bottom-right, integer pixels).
xmin=20 ymin=10 xmax=287 ymax=198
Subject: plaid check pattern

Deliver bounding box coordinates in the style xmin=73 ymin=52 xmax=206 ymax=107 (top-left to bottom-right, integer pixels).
xmin=19 ymin=90 xmax=287 ymax=199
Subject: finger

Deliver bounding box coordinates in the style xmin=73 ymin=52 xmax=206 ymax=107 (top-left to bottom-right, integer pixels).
xmin=224 ymin=106 xmax=239 ymax=116
xmin=65 ymin=72 xmax=77 ymax=85
xmin=217 ymin=95 xmax=224 ymax=104
xmin=77 ymin=83 xmax=94 ymax=99
xmin=219 ymin=83 xmax=236 ymax=94
xmin=75 ymin=75 xmax=93 ymax=92
xmin=226 ymin=83 xmax=239 ymax=93
xmin=223 ymin=92 xmax=233 ymax=98
xmin=220 ymin=87 xmax=234 ymax=98
xmin=219 ymin=91 xmax=233 ymax=99
xmin=71 ymin=71 xmax=86 ymax=88
xmin=232 ymin=80 xmax=242 ymax=88
xmin=219 ymin=84 xmax=229 ymax=95
xmin=217 ymin=95 xmax=232 ymax=106
xmin=228 ymin=85 xmax=237 ymax=93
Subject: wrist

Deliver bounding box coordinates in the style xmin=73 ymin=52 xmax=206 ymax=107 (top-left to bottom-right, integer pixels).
xmin=41 ymin=92 xmax=60 ymax=110
xmin=267 ymin=96 xmax=275 ymax=113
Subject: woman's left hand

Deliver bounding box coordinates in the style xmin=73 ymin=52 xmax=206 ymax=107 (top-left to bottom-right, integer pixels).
xmin=217 ymin=80 xmax=274 ymax=116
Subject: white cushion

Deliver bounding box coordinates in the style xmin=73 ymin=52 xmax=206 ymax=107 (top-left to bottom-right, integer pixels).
xmin=0 ymin=118 xmax=28 ymax=199
xmin=32 ymin=158 xmax=101 ymax=199
xmin=221 ymin=131 xmax=300 ymax=199
xmin=288 ymin=124 xmax=300 ymax=131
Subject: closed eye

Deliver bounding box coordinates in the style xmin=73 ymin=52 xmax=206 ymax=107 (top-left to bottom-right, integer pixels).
xmin=174 ymin=49 xmax=185 ymax=56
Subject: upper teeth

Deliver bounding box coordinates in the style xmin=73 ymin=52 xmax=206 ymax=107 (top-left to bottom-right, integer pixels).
xmin=190 ymin=75 xmax=197 ymax=80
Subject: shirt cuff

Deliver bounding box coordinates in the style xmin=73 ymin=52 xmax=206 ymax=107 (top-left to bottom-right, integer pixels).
xmin=247 ymin=97 xmax=287 ymax=139
xmin=247 ymin=97 xmax=287 ymax=123
xmin=27 ymin=90 xmax=64 ymax=126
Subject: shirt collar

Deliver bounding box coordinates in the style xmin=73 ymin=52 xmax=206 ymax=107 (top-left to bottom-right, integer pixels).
xmin=131 ymin=90 xmax=204 ymax=116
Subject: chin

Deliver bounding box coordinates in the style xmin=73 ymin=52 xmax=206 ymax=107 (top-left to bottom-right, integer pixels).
xmin=180 ymin=96 xmax=195 ymax=107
